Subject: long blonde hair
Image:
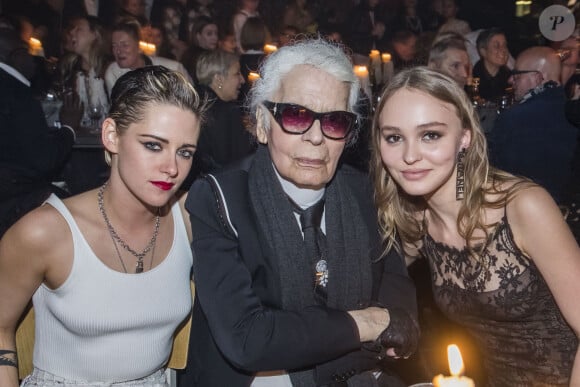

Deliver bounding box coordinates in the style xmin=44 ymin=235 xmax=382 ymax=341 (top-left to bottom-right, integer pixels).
xmin=369 ymin=67 xmax=533 ymax=255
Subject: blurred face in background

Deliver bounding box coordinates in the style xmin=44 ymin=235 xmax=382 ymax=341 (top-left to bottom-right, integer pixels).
xmin=142 ymin=25 xmax=164 ymax=48
xmin=510 ymin=55 xmax=543 ymax=101
xmin=279 ymin=26 xmax=298 ymax=47
xmin=123 ymin=0 xmax=146 ymax=17
xmin=69 ymin=18 xmax=97 ymax=57
xmin=218 ymin=33 xmax=237 ymax=53
xmin=441 ymin=0 xmax=458 ymax=19
xmin=481 ymin=34 xmax=508 ymax=69
xmin=196 ymin=23 xmax=218 ymax=50
xmin=213 ymin=61 xmax=244 ymax=101
xmin=242 ymin=0 xmax=259 ymax=12
xmin=438 ymin=48 xmax=470 ymax=87
xmin=112 ymin=30 xmax=141 ymax=69
xmin=393 ymin=35 xmax=418 ymax=62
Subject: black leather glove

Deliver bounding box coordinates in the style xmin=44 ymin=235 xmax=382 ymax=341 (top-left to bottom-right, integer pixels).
xmin=377 ymin=307 xmax=420 ymax=358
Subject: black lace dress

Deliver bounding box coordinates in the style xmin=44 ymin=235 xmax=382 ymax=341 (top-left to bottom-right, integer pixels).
xmin=421 ymin=215 xmax=577 ymax=386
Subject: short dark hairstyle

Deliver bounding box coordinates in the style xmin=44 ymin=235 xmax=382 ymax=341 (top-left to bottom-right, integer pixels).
xmin=476 ymin=28 xmax=504 ymax=52
xmin=240 ymin=17 xmax=267 ymax=51
xmin=190 ymin=15 xmax=217 ymax=44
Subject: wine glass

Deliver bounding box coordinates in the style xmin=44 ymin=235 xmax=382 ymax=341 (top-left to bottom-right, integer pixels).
xmin=88 ymin=103 xmax=103 ymax=134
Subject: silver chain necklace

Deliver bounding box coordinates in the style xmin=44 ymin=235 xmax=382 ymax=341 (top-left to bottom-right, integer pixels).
xmin=97 ymin=182 xmax=160 ymax=273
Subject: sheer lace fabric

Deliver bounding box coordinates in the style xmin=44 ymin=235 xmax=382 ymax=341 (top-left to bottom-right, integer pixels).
xmin=422 ymin=215 xmax=577 ymax=386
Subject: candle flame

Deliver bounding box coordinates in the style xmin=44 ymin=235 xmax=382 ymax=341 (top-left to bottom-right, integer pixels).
xmin=354 ymin=65 xmax=368 ymax=75
xmin=29 ymin=37 xmax=42 ymax=46
xmin=447 ymin=344 xmax=464 ymax=376
xmin=263 ymin=44 xmax=278 ymax=54
xmin=248 ymin=71 xmax=260 ymax=82
xmin=370 ymin=49 xmax=380 ymax=58
xmin=139 ymin=41 xmax=156 ymax=55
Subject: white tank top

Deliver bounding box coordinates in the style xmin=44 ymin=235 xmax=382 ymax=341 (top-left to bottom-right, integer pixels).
xmin=32 ymin=195 xmax=193 ymax=383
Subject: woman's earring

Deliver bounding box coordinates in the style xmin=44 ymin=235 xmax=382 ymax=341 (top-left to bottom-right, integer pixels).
xmin=218 ymin=83 xmax=223 ymax=89
xmin=456 ymin=148 xmax=467 ymax=200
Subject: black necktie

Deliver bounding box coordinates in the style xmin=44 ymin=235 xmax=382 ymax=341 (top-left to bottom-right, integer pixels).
xmin=291 ymin=198 xmax=328 ymax=304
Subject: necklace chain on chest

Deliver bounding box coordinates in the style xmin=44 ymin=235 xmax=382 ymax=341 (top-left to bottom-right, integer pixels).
xmin=97 ymin=182 xmax=160 ymax=273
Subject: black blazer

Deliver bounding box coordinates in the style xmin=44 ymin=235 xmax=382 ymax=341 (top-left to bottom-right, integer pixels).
xmin=179 ymin=154 xmax=417 ymax=386
xmin=0 ymin=68 xmax=74 ymax=235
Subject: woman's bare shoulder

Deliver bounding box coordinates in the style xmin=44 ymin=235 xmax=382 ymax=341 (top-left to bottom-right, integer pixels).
xmin=1 ymin=199 xmax=71 ymax=266
xmin=506 ymin=184 xmax=554 ymax=216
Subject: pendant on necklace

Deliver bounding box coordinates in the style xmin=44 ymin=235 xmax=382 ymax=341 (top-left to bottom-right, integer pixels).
xmin=135 ymin=260 xmax=144 ymax=274
xmin=315 ymin=259 xmax=328 ymax=288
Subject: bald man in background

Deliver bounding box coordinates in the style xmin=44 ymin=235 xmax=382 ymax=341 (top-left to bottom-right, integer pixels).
xmin=488 ymin=46 xmax=579 ymax=203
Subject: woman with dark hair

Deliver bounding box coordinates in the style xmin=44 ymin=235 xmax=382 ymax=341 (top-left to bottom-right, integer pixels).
xmin=0 ymin=66 xmax=206 ymax=386
xmin=180 ymin=15 xmax=219 ymax=83
xmin=238 ymin=16 xmax=269 ymax=101
xmin=232 ymin=0 xmax=260 ymax=53
xmin=472 ymin=28 xmax=511 ymax=102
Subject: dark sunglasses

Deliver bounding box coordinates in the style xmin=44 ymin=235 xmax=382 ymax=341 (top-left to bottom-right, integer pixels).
xmin=510 ymin=69 xmax=540 ymax=76
xmin=263 ymin=101 xmax=356 ymax=140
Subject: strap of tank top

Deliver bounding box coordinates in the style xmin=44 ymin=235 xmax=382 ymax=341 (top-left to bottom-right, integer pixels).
xmin=171 ymin=200 xmax=188 ymax=244
xmin=44 ymin=194 xmax=79 ymax=232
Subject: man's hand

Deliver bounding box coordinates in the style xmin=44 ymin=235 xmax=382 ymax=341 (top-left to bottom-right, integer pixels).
xmin=377 ymin=308 xmax=419 ymax=359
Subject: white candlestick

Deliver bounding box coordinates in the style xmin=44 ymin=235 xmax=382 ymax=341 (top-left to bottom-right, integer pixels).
xmin=381 ymin=53 xmax=394 ymax=85
xmin=354 ymin=65 xmax=372 ymax=101
xmin=369 ymin=50 xmax=382 ymax=85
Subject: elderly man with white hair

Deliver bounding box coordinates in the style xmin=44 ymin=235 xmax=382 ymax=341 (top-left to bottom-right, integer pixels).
xmin=179 ymin=38 xmax=419 ymax=387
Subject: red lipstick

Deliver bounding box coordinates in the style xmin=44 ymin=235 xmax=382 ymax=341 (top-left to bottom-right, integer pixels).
xmin=151 ymin=181 xmax=175 ymax=191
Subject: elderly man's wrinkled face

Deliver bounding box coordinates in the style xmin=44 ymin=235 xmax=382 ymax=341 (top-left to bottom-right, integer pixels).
xmin=438 ymin=48 xmax=470 ymax=87
xmin=257 ymin=65 xmax=350 ymax=190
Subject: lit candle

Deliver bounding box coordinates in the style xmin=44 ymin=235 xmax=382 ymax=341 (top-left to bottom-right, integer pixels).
xmin=433 ymin=345 xmax=475 ymax=387
xmin=139 ymin=41 xmax=157 ymax=56
xmin=369 ymin=50 xmax=382 ymax=85
xmin=354 ymin=65 xmax=372 ymax=100
xmin=247 ymin=71 xmax=260 ymax=84
xmin=381 ymin=52 xmax=394 ymax=85
xmin=28 ymin=38 xmax=44 ymax=57
xmin=263 ymin=44 xmax=278 ymax=55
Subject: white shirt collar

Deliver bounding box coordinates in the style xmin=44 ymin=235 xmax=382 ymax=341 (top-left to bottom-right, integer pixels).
xmin=0 ymin=62 xmax=31 ymax=87
xmin=273 ymin=163 xmax=325 ymax=209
